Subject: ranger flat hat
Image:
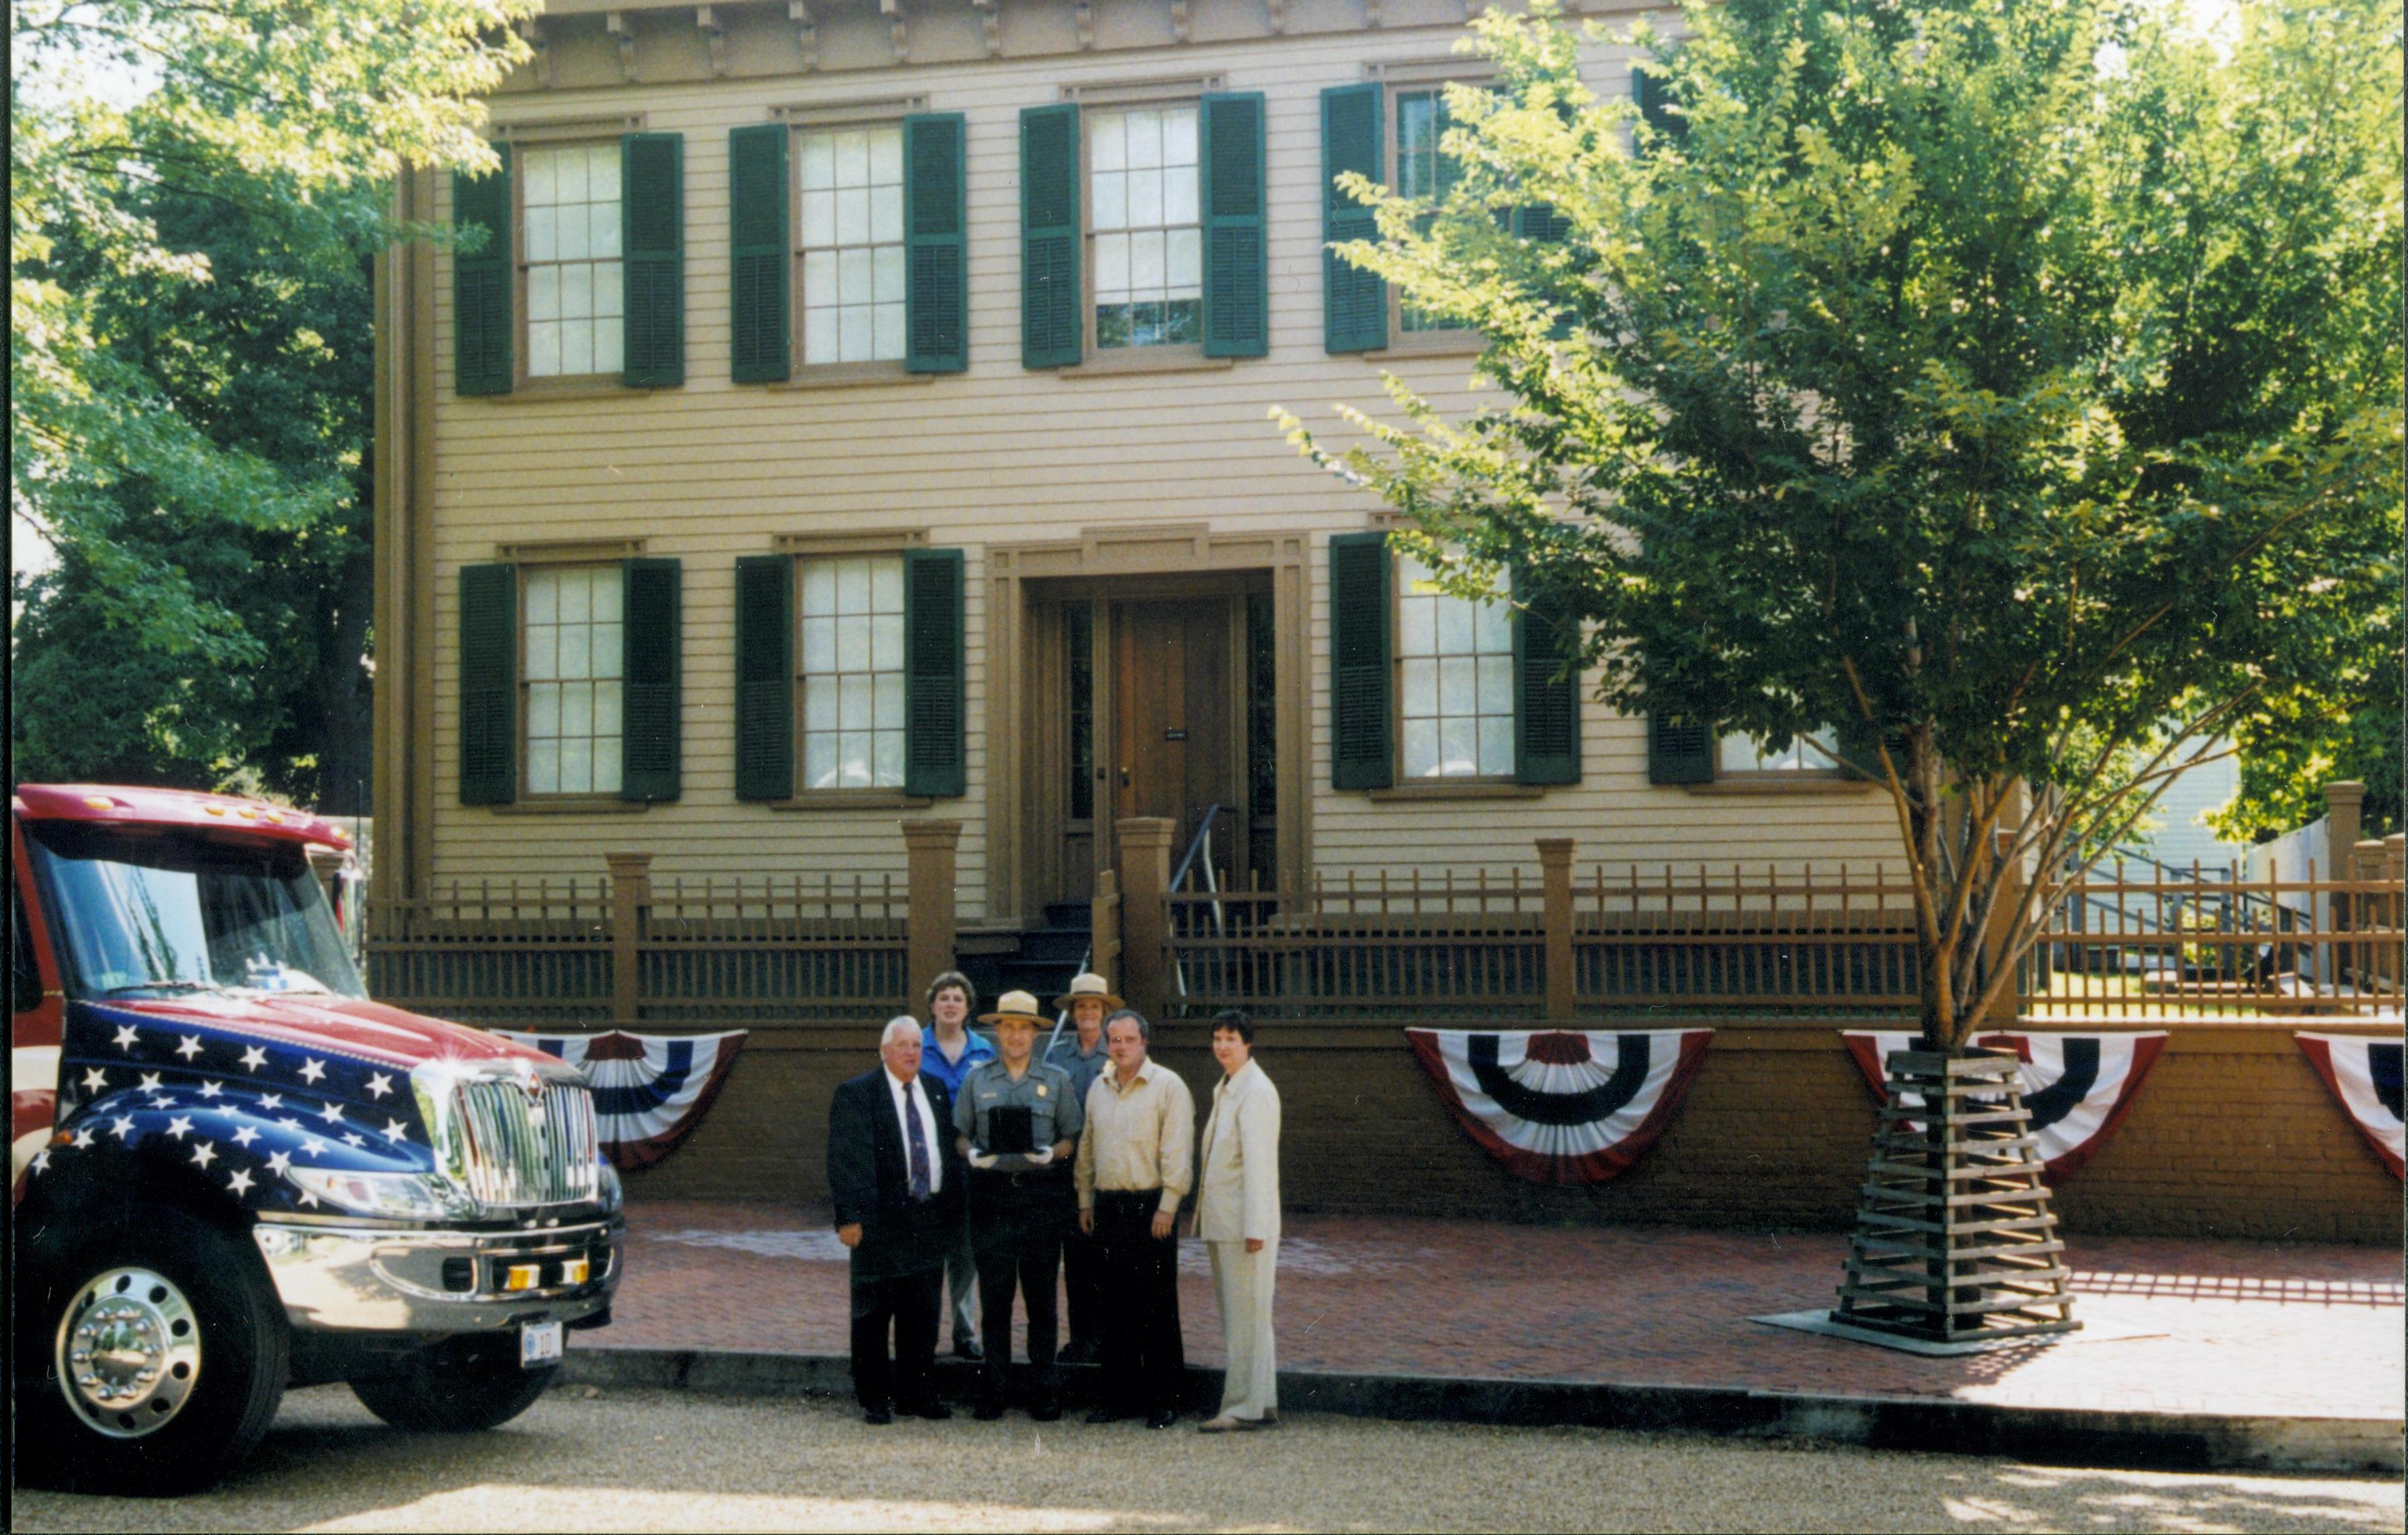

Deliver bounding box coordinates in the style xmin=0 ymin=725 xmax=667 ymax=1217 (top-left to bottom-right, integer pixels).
xmin=1053 ymin=972 xmax=1125 ymax=1012
xmin=978 ymin=989 xmax=1050 ymax=1026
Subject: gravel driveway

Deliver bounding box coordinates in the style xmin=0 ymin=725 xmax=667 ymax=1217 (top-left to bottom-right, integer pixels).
xmin=15 ymin=1385 xmax=2403 ymax=1533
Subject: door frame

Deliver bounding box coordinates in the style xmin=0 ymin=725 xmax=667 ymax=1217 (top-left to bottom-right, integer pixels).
xmin=987 ymin=525 xmax=1309 ymax=927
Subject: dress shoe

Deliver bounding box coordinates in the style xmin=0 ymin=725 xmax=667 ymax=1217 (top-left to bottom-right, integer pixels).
xmin=972 ymin=1397 xmax=1007 ymax=1421
xmin=900 ymin=1397 xmax=953 ymax=1421
xmin=862 ymin=1405 xmax=894 ymax=1425
xmin=1145 ymin=1409 xmax=1180 ymax=1430
xmin=1083 ymin=1406 xmax=1123 ymax=1425
xmin=1196 ymin=1414 xmax=1243 ymax=1433
xmin=953 ymin=1338 xmax=984 ymax=1363
xmin=1059 ymin=1339 xmax=1101 ymax=1365
xmin=1029 ymin=1395 xmax=1063 ymax=1423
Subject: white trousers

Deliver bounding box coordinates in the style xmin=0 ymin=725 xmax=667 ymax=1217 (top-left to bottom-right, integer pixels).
xmin=1208 ymin=1237 xmax=1279 ymax=1419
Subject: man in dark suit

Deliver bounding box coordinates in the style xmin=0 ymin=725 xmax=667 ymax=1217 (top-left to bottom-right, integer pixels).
xmin=830 ymin=1016 xmax=968 ymax=1424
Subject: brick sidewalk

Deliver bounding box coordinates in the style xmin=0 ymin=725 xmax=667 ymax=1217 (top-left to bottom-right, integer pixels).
xmin=597 ymin=1202 xmax=2403 ymax=1421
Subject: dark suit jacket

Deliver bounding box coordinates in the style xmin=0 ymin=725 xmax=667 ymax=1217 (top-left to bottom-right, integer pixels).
xmin=828 ymin=1068 xmax=967 ymax=1279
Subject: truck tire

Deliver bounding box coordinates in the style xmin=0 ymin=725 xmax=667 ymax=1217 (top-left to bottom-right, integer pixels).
xmin=15 ymin=1205 xmax=289 ymax=1495
xmin=350 ymin=1334 xmax=558 ymax=1432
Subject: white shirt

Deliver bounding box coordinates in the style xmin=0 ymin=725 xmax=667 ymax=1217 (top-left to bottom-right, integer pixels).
xmin=885 ymin=1067 xmax=943 ymax=1197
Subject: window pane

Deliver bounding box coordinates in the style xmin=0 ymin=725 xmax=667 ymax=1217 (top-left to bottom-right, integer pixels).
xmin=590 ymin=202 xmax=621 ymax=259
xmin=560 ymin=740 xmax=592 ymax=794
xmin=1129 ymin=168 xmax=1163 ymax=228
xmin=800 ymin=554 xmax=906 ymax=793
xmin=1398 ymin=595 xmax=1435 ymax=656
xmin=1128 ymin=109 xmax=1161 ymax=166
xmin=1402 ymin=719 xmax=1438 ymax=780
xmin=560 ymin=319 xmax=594 ymax=376
xmin=1438 ymin=715 xmax=1477 ymax=778
xmin=1091 ymin=110 xmax=1126 ymax=171
xmin=528 ymin=739 xmax=560 ymax=796
xmin=1095 ymin=232 xmax=1130 ymax=300
xmin=1167 ymin=227 xmax=1201 ymax=291
xmin=528 ymin=682 xmax=560 ymax=737
xmin=1164 ymin=164 xmax=1198 ymax=224
xmin=797 ymin=126 xmax=905 ymax=367
xmin=526 ymin=205 xmax=557 ymax=264
xmin=1164 ymin=107 xmax=1197 ymax=166
xmin=1092 ymin=170 xmax=1127 ymax=231
xmin=799 ymin=132 xmax=836 ymax=190
xmin=1402 ymin=657 xmax=1437 ymax=719
xmin=1479 ymin=714 xmax=1515 ymax=777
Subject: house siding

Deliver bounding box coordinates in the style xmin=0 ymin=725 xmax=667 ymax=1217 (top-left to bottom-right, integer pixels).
xmin=400 ymin=1 xmax=1904 ymax=911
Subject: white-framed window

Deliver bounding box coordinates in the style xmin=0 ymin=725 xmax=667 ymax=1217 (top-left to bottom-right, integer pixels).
xmin=521 ymin=143 xmax=625 ymax=378
xmin=800 ymin=554 xmax=907 ymax=789
xmin=1720 ymin=727 xmax=1841 ymax=774
xmin=524 ymin=565 xmax=624 ymax=795
xmin=1088 ymin=104 xmax=1203 ymax=350
xmin=1397 ymin=556 xmax=1515 ymax=778
xmin=797 ymin=125 xmax=906 ymax=365
xmin=1394 ymin=88 xmax=1458 ymax=336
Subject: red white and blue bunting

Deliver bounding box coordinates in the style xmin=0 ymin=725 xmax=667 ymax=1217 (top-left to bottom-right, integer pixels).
xmin=1840 ymin=1030 xmax=2167 ymax=1179
xmin=494 ymin=1028 xmax=746 ymax=1171
xmin=2295 ymin=1032 xmax=2405 ymax=1180
xmin=1406 ymin=1028 xmax=1712 ymax=1186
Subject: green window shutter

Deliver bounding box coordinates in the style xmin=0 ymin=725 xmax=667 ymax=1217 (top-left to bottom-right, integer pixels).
xmin=1647 ymin=713 xmax=1715 ymax=786
xmin=621 ymin=558 xmax=682 ymax=802
xmin=459 ymin=563 xmax=518 ymax=804
xmin=1327 ymin=532 xmax=1393 ymax=790
xmin=1834 ymin=719 xmax=1907 ymax=782
xmin=1513 ymin=578 xmax=1582 ymax=786
xmin=903 ymin=548 xmax=967 ymax=798
xmin=1321 ymin=84 xmax=1387 ymax=354
xmin=734 ymin=554 xmax=794 ymax=800
xmin=622 ymin=132 xmax=685 ymax=388
xmin=1020 ymin=104 xmax=1082 ymax=369
xmin=453 ymin=148 xmax=514 ymax=396
xmin=1514 ymin=203 xmax=1572 ymax=243
xmin=1200 ymin=92 xmax=1267 ymax=360
xmin=728 ymin=124 xmax=791 ymax=384
xmin=1632 ymin=65 xmax=1684 ymax=146
xmin=903 ymin=112 xmax=968 ymax=374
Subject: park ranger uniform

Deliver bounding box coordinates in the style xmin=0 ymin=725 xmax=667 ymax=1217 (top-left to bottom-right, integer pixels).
xmin=954 ymin=1049 xmax=1084 ymax=1415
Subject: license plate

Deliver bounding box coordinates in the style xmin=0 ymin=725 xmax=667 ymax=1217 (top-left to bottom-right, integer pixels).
xmin=520 ymin=1319 xmax=564 ymax=1369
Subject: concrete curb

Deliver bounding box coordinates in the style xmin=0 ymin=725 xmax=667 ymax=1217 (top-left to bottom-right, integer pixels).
xmin=560 ymin=1346 xmax=2404 ymax=1476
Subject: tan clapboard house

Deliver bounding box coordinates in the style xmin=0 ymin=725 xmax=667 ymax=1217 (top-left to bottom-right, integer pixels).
xmin=368 ymin=0 xmax=1902 ymax=945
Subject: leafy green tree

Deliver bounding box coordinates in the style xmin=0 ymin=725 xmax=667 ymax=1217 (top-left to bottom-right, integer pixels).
xmin=10 ymin=0 xmax=534 ymax=804
xmin=12 ymin=181 xmax=380 ymax=803
xmin=1286 ymin=0 xmax=2403 ymax=1046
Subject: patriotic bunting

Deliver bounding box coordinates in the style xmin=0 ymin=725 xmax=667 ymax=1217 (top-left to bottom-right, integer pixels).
xmin=1840 ymin=1030 xmax=2167 ymax=1179
xmin=495 ymin=1028 xmax=746 ymax=1171
xmin=2295 ymin=1032 xmax=2405 ymax=1180
xmin=1406 ymin=1028 xmax=1712 ymax=1185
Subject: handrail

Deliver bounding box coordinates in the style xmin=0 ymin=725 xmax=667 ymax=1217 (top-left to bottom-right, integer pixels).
xmin=1169 ymin=804 xmax=1222 ymax=896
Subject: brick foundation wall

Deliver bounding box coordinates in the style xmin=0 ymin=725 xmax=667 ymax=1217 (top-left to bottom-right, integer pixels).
xmin=623 ymin=1017 xmax=2403 ymax=1245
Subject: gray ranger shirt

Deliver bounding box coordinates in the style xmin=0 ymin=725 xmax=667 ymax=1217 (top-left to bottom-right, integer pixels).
xmin=954 ymin=1057 xmax=1085 ymax=1171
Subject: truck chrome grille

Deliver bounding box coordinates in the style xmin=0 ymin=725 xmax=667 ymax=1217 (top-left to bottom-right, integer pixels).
xmin=443 ymin=1078 xmax=599 ymax=1207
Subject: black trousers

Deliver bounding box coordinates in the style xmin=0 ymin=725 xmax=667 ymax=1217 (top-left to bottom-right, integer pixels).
xmin=849 ymin=1260 xmax=942 ymax=1411
xmin=1092 ymin=1189 xmax=1185 ymax=1414
xmin=969 ymin=1171 xmax=1071 ymax=1398
xmin=1061 ymin=1223 xmax=1103 ymax=1346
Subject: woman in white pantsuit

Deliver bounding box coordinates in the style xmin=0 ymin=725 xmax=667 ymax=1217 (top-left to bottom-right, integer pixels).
xmin=1194 ymin=1010 xmax=1282 ymax=1432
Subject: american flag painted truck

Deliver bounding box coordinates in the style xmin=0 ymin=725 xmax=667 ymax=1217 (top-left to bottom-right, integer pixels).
xmin=11 ymin=784 xmax=625 ymax=1493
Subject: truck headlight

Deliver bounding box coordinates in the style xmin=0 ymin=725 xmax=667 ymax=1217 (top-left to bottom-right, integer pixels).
xmin=288 ymin=1168 xmax=473 ymax=1221
xmin=596 ymin=1159 xmax=624 ymax=1214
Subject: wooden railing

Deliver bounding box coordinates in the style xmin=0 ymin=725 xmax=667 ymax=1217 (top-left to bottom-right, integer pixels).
xmin=1150 ymin=836 xmax=2401 ymax=1024
xmin=2030 ymin=845 xmax=2405 ymax=1018
xmin=367 ymin=862 xmax=910 ymax=1029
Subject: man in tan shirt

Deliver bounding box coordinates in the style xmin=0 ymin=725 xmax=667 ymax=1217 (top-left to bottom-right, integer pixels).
xmin=1073 ymin=1009 xmax=1195 ymax=1428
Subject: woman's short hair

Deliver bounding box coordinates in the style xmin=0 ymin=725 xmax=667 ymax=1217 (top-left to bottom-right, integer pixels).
xmin=925 ymin=970 xmax=977 ymax=1010
xmin=1102 ymin=1007 xmax=1150 ymax=1044
xmin=1211 ymin=1009 xmax=1255 ymax=1044
xmin=881 ymin=1015 xmax=922 ymax=1048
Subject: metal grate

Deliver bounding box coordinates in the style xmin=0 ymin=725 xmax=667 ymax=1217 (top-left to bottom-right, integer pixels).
xmin=446 ymin=1078 xmax=599 ymax=1207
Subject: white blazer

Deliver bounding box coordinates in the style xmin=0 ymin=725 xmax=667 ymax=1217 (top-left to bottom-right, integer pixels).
xmin=1194 ymin=1058 xmax=1281 ymax=1244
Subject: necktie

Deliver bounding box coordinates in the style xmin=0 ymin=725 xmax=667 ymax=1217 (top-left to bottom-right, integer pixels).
xmin=904 ymin=1083 xmax=932 ymax=1203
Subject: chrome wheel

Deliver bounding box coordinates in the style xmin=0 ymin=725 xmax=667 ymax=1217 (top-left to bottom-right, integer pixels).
xmin=56 ymin=1266 xmax=203 ymax=1439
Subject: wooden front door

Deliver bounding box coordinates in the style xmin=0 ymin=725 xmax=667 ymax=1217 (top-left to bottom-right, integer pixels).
xmin=1113 ymin=598 xmax=1238 ymax=887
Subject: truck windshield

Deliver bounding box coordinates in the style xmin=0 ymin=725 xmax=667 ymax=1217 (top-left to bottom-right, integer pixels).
xmin=23 ymin=820 xmax=367 ymax=1001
